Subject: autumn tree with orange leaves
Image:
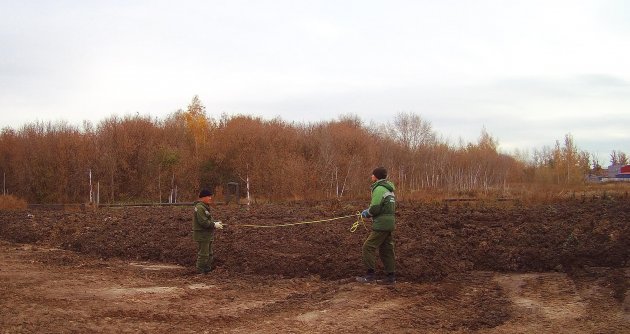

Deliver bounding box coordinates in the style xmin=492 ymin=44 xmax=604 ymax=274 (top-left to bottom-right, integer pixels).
xmin=0 ymin=96 xmax=616 ymax=204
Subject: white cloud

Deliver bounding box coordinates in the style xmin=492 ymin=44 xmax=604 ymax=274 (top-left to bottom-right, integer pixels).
xmin=0 ymin=0 xmax=629 ymax=158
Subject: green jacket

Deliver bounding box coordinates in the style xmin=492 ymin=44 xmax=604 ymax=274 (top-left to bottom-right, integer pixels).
xmin=367 ymin=179 xmax=396 ymax=231
xmin=192 ymin=201 xmax=215 ymax=241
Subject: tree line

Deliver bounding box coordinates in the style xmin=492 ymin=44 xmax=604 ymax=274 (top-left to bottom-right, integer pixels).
xmin=0 ymin=96 xmax=622 ymax=204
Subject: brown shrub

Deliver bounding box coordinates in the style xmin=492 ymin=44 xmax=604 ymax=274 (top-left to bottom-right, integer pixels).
xmin=0 ymin=195 xmax=27 ymax=211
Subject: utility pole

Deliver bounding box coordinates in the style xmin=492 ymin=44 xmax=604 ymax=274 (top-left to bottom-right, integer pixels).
xmin=246 ymin=164 xmax=251 ymax=206
xmin=89 ymin=169 xmax=93 ymax=203
xmin=246 ymin=175 xmax=251 ymax=206
xmin=170 ymin=171 xmax=175 ymax=203
xmin=238 ymin=164 xmax=252 ymax=206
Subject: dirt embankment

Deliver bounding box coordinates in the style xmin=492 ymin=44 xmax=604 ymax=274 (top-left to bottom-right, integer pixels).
xmin=0 ymin=198 xmax=628 ymax=281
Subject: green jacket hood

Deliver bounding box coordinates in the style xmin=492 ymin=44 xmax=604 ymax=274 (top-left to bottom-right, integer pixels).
xmin=371 ymin=179 xmax=395 ymax=192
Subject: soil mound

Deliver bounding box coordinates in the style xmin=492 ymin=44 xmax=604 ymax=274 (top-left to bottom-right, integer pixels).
xmin=0 ymin=198 xmax=628 ymax=281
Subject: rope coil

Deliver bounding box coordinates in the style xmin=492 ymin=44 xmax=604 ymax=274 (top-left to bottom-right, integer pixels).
xmin=224 ymin=212 xmax=367 ymax=232
xmin=350 ymin=214 xmax=367 ymax=232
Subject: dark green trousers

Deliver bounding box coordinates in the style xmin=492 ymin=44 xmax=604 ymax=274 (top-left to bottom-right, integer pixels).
xmin=362 ymin=230 xmax=395 ymax=274
xmin=195 ymin=238 xmax=213 ymax=273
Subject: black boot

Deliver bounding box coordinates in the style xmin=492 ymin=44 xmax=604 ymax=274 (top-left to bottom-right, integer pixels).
xmin=356 ymin=269 xmax=375 ymax=283
xmin=377 ymin=273 xmax=396 ymax=285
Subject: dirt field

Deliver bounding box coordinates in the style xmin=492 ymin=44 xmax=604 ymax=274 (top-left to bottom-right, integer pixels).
xmin=0 ymin=198 xmax=628 ymax=333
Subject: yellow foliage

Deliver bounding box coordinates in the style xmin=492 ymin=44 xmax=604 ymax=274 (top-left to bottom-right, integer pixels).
xmin=184 ymin=95 xmax=211 ymax=157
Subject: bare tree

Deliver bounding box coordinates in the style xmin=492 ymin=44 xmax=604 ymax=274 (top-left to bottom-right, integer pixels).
xmin=391 ymin=112 xmax=437 ymax=150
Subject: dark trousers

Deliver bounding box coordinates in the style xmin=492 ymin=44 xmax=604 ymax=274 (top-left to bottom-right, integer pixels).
xmin=196 ymin=239 xmax=213 ymax=273
xmin=362 ymin=230 xmax=395 ymax=274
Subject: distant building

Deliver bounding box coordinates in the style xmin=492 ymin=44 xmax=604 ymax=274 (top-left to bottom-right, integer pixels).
xmin=607 ymin=164 xmax=622 ymax=177
xmin=601 ymin=164 xmax=630 ymax=182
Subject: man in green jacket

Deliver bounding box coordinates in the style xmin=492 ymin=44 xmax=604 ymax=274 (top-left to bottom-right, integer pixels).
xmin=356 ymin=167 xmax=396 ymax=285
xmin=193 ymin=189 xmax=223 ymax=274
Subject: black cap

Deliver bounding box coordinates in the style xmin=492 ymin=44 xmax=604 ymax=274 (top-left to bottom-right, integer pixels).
xmin=199 ymin=189 xmax=213 ymax=198
xmin=372 ymin=167 xmax=387 ymax=180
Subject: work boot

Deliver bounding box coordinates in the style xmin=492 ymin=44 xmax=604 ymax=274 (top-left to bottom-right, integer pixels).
xmin=356 ymin=270 xmax=375 ymax=283
xmin=197 ymin=266 xmax=212 ymax=275
xmin=377 ymin=273 xmax=396 ymax=285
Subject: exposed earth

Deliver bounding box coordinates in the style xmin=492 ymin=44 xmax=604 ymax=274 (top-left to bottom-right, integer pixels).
xmin=0 ymin=198 xmax=628 ymax=333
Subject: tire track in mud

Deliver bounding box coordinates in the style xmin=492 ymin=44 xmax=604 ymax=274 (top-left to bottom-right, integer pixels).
xmin=1 ymin=240 xmax=627 ymax=333
xmin=492 ymin=271 xmax=629 ymax=333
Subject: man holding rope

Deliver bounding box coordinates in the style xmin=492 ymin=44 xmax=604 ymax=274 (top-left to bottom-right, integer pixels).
xmin=192 ymin=189 xmax=224 ymax=274
xmin=356 ymin=167 xmax=397 ymax=285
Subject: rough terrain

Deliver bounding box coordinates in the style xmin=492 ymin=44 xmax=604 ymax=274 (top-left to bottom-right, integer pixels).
xmin=0 ymin=198 xmax=628 ymax=333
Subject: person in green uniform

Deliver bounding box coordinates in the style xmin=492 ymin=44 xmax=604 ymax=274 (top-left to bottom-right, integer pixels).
xmin=356 ymin=167 xmax=396 ymax=285
xmin=193 ymin=189 xmax=223 ymax=274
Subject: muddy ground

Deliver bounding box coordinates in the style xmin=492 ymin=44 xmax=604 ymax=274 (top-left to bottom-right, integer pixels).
xmin=0 ymin=198 xmax=628 ymax=333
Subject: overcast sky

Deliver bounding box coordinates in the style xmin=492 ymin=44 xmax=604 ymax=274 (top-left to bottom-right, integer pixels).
xmin=1 ymin=0 xmax=629 ymax=162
